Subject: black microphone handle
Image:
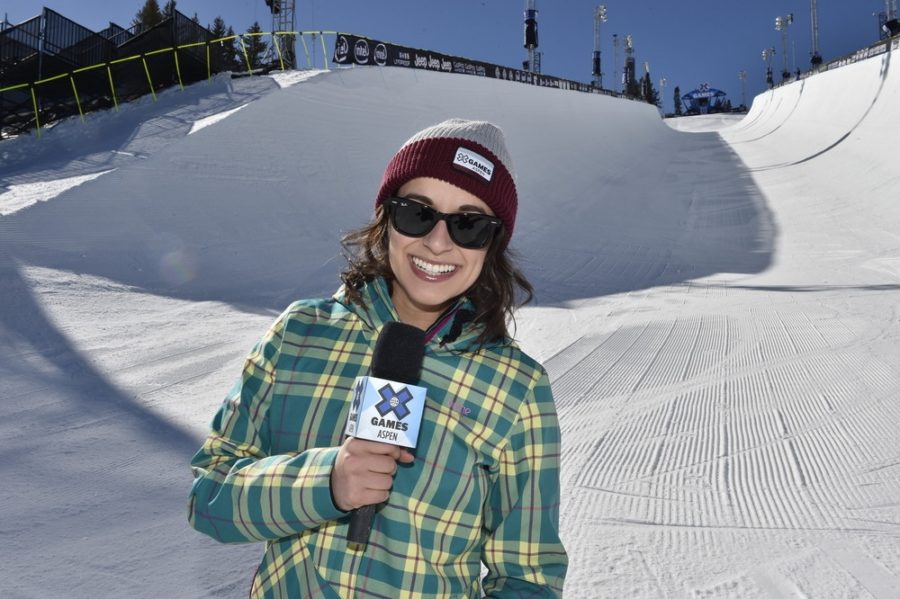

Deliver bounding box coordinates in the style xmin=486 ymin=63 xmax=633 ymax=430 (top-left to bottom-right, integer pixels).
xmin=346 ymin=322 xmax=425 ymax=546
xmin=348 ymin=504 xmax=376 ymax=545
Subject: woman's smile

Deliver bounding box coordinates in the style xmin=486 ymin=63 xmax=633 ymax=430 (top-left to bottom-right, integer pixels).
xmin=409 ymin=255 xmax=459 ymax=280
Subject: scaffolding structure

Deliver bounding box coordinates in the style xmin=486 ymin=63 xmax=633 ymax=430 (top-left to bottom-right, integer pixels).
xmin=265 ymin=0 xmax=297 ymax=69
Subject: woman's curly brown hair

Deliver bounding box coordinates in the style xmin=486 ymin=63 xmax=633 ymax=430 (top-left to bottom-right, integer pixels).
xmin=340 ymin=206 xmax=533 ymax=345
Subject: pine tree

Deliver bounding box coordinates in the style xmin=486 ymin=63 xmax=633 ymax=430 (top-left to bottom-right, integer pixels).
xmin=243 ymin=21 xmax=269 ymax=70
xmin=643 ymin=74 xmax=660 ymax=107
xmin=673 ymin=86 xmax=683 ymax=116
xmin=225 ymin=26 xmax=240 ymax=70
xmin=210 ymin=17 xmax=240 ymax=72
xmin=636 ymin=72 xmax=659 ymax=106
xmin=625 ymin=70 xmax=641 ymax=98
xmin=210 ymin=16 xmax=228 ymax=40
xmin=133 ymin=0 xmax=164 ymax=32
xmin=163 ymin=1 xmax=177 ymax=18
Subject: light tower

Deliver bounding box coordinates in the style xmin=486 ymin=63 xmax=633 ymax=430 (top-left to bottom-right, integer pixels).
xmin=738 ymin=70 xmax=747 ymax=108
xmin=810 ymin=0 xmax=822 ymax=66
xmin=623 ymin=34 xmax=635 ymax=96
xmin=762 ymin=47 xmax=775 ymax=88
xmin=523 ymin=0 xmax=539 ymax=73
xmin=592 ymin=5 xmax=608 ymax=88
xmin=612 ymin=33 xmax=620 ymax=91
xmin=265 ymin=0 xmax=296 ymax=69
xmin=775 ymin=14 xmax=793 ymax=81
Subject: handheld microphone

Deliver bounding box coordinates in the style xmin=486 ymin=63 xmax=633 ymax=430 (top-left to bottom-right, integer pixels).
xmin=345 ymin=321 xmax=426 ymax=545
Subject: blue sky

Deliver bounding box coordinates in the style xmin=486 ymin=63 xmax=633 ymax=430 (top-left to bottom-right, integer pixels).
xmin=5 ymin=1 xmax=890 ymax=111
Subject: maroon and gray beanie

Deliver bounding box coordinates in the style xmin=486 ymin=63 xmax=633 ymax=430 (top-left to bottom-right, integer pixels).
xmin=375 ymin=118 xmax=518 ymax=241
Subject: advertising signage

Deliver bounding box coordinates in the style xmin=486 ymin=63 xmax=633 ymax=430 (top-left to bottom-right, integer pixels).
xmin=332 ymin=33 xmax=602 ymax=95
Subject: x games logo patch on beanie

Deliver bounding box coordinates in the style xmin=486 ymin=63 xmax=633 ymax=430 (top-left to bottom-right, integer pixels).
xmin=452 ymin=147 xmax=494 ymax=183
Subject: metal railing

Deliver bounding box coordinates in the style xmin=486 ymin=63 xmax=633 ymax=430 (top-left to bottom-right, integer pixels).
xmin=1 ymin=29 xmax=335 ymax=138
xmin=769 ymin=33 xmax=899 ymax=91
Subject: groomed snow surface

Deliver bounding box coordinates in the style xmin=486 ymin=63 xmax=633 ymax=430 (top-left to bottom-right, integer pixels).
xmin=1 ymin=44 xmax=899 ymax=597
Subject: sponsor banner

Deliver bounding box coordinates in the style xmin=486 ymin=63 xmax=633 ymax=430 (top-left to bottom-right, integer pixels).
xmin=820 ymin=39 xmax=892 ymax=73
xmin=333 ymin=33 xmax=603 ymax=96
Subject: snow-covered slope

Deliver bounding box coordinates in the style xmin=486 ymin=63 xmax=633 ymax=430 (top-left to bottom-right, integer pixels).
xmin=2 ymin=67 xmax=772 ymax=309
xmin=1 ymin=47 xmax=899 ymax=596
xmin=723 ymin=50 xmax=899 ymax=174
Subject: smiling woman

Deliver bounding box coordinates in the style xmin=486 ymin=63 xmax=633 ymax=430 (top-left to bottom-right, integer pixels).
xmin=343 ymin=119 xmax=534 ymax=345
xmin=386 ymin=178 xmax=495 ymax=331
xmin=188 ymin=118 xmax=567 ymax=598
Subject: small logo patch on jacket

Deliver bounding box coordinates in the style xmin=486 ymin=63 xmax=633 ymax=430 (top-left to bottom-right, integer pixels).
xmin=449 ymin=400 xmax=472 ymax=417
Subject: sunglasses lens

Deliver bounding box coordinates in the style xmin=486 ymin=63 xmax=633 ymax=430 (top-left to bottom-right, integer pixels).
xmin=447 ymin=214 xmax=497 ymax=249
xmin=391 ymin=200 xmax=436 ymax=237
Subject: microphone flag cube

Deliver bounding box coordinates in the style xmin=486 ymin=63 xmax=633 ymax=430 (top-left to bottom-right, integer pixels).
xmin=345 ymin=376 xmax=426 ymax=448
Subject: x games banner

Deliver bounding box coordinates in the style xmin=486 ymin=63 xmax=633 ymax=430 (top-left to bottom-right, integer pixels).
xmin=332 ymin=33 xmax=600 ymax=95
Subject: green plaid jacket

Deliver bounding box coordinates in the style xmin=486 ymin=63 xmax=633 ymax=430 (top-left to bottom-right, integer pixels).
xmin=189 ymin=277 xmax=567 ymax=598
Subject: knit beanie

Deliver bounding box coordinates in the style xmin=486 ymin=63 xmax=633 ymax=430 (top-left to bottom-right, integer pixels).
xmin=375 ymin=118 xmax=518 ymax=241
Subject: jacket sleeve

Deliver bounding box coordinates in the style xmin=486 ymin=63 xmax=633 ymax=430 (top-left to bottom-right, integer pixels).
xmin=187 ymin=307 xmax=345 ymax=543
xmin=481 ymin=369 xmax=568 ymax=597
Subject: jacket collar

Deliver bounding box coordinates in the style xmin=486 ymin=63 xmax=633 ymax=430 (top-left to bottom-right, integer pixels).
xmin=334 ymin=277 xmax=501 ymax=353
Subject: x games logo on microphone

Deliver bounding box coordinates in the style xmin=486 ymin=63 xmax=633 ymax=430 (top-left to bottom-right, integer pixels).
xmin=375 ymin=384 xmax=413 ymax=420
xmin=345 ymin=376 xmax=426 ymax=446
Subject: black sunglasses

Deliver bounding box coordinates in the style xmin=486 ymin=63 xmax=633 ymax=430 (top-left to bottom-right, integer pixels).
xmin=385 ymin=197 xmax=502 ymax=250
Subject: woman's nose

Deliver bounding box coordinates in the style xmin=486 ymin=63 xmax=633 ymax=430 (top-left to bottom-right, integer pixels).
xmin=423 ymin=219 xmax=454 ymax=253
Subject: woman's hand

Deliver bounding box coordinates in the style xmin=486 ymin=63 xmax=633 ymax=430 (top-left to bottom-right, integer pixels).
xmin=330 ymin=437 xmax=415 ymax=512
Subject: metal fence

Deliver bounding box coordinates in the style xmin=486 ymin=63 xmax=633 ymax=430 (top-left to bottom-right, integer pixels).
xmin=1 ymin=8 xmax=224 ymax=137
xmin=97 ymin=23 xmax=134 ymax=47
xmin=0 ymin=8 xmax=117 ymax=85
xmin=770 ymin=34 xmax=899 ymax=91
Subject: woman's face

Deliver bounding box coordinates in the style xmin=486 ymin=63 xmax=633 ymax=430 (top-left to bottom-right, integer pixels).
xmin=388 ymin=177 xmax=492 ymax=330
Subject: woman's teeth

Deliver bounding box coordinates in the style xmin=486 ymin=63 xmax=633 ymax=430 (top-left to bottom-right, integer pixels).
xmin=412 ymin=257 xmax=457 ymax=276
